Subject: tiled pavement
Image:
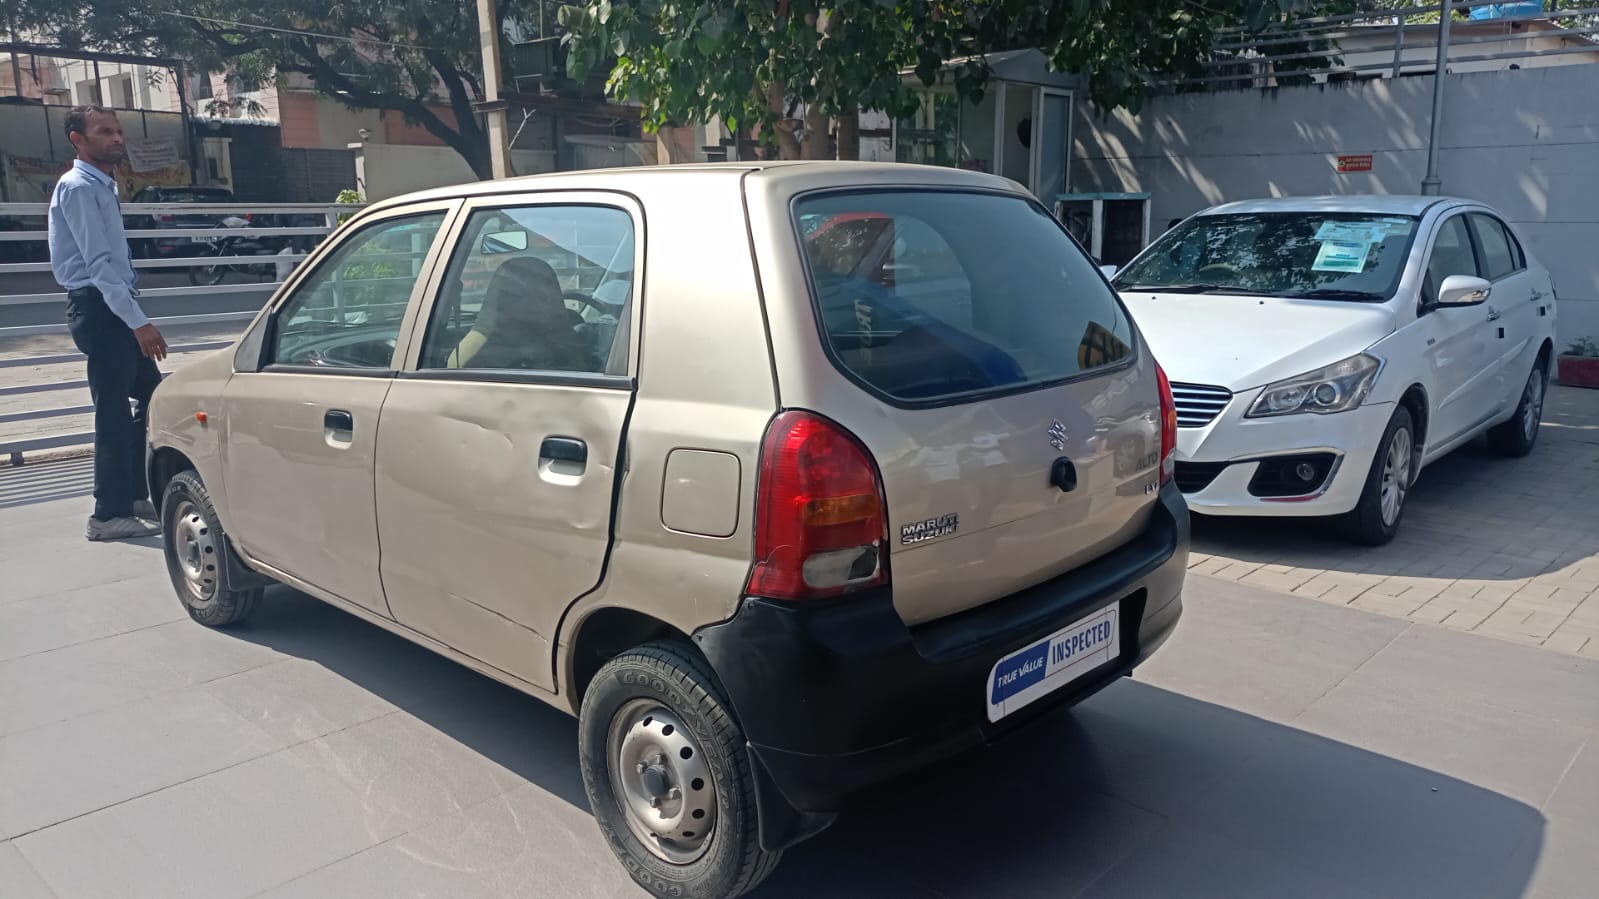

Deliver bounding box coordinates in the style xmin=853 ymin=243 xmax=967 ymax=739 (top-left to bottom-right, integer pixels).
xmin=1190 ymin=384 xmax=1599 ymax=659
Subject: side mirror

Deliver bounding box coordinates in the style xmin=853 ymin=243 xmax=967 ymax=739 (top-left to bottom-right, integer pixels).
xmin=1437 ymin=274 xmax=1492 ymax=307
xmin=1100 ymin=264 xmax=1119 ymax=280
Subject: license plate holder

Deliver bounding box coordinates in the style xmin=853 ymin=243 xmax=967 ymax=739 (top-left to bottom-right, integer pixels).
xmin=986 ymin=601 xmax=1121 ymax=723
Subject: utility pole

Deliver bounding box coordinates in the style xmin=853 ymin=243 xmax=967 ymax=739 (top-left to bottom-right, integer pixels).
xmin=475 ymin=0 xmax=513 ymax=179
xmin=1421 ymin=0 xmax=1452 ymax=195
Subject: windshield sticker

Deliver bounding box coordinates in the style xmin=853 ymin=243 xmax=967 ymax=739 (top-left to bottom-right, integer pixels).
xmin=1313 ymin=240 xmax=1371 ymax=273
xmin=1314 ymin=222 xmax=1384 ymax=243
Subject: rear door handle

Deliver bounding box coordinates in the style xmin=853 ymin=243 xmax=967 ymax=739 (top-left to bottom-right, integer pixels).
xmin=540 ymin=437 xmax=588 ymax=465
xmin=324 ymin=409 xmax=354 ymax=431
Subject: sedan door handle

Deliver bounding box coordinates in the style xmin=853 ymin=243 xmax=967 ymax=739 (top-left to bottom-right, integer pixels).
xmin=540 ymin=437 xmax=588 ymax=465
xmin=324 ymin=409 xmax=354 ymax=431
xmin=1485 ymin=308 xmax=1501 ymax=322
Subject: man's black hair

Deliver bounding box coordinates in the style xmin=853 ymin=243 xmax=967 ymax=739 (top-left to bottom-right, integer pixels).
xmin=65 ymin=105 xmax=115 ymax=142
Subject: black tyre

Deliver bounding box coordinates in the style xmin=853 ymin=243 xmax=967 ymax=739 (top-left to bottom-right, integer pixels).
xmin=579 ymin=642 xmax=781 ymax=899
xmin=1486 ymin=355 xmax=1548 ymax=458
xmin=1342 ymin=406 xmax=1416 ymax=546
xmin=161 ymin=470 xmax=262 ymax=627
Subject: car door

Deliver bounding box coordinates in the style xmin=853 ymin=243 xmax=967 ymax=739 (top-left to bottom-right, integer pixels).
xmin=373 ymin=195 xmax=639 ymax=691
xmin=1468 ymin=212 xmax=1540 ymax=411
xmin=221 ymin=204 xmax=456 ymax=617
xmin=1418 ymin=212 xmax=1499 ymax=447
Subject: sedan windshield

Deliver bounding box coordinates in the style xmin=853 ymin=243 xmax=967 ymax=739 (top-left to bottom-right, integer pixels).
xmin=1114 ymin=211 xmax=1420 ymax=301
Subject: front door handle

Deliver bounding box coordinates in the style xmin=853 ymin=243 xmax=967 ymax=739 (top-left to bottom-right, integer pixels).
xmin=540 ymin=437 xmax=588 ymax=465
xmin=1485 ymin=308 xmax=1501 ymax=322
xmin=324 ymin=409 xmax=354 ymax=431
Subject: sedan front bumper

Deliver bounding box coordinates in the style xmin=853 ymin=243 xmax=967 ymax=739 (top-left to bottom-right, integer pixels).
xmin=1173 ymin=398 xmax=1396 ymax=517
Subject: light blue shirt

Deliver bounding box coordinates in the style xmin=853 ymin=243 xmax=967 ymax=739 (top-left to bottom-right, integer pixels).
xmin=49 ymin=160 xmax=146 ymax=331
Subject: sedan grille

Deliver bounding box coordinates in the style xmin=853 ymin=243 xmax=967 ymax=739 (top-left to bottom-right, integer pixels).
xmin=1170 ymin=382 xmax=1233 ymax=428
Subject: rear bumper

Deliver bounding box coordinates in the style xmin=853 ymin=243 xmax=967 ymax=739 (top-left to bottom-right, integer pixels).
xmin=692 ymin=481 xmax=1189 ymax=846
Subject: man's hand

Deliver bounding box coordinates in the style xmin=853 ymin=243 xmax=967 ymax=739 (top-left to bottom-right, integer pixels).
xmin=134 ymin=324 xmax=167 ymax=361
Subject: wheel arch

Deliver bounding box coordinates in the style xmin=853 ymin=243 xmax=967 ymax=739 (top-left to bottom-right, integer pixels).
xmin=564 ymin=607 xmax=712 ymax=715
xmin=1398 ymin=383 xmax=1429 ymax=452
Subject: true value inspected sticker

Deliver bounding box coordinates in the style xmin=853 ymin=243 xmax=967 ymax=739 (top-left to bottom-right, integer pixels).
xmin=986 ymin=602 xmax=1121 ymax=722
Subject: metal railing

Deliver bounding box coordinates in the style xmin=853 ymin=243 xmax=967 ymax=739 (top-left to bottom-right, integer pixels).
xmin=1159 ymin=0 xmax=1599 ymax=89
xmin=0 ymin=200 xmax=362 ymax=463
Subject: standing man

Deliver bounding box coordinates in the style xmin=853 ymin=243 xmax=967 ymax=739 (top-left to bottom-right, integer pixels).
xmin=49 ymin=106 xmax=168 ymax=541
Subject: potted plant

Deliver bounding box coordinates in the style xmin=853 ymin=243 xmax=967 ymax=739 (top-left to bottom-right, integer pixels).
xmin=1558 ymin=337 xmax=1599 ymax=389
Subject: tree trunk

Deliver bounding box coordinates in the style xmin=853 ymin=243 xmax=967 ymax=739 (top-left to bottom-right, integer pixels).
xmin=764 ymin=83 xmax=803 ymax=160
xmin=835 ymin=111 xmax=860 ymax=161
xmin=800 ymin=106 xmax=831 ymax=159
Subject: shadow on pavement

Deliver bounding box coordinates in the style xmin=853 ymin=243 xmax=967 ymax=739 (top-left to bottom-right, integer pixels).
xmin=0 ymin=454 xmax=94 ymax=510
xmin=228 ymin=588 xmax=1544 ymax=899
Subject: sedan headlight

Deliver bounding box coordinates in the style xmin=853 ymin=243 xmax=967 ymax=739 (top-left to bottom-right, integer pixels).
xmin=1247 ymin=354 xmax=1382 ymax=418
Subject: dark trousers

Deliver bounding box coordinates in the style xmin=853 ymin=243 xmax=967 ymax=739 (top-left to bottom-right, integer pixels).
xmin=65 ymin=288 xmax=160 ymax=521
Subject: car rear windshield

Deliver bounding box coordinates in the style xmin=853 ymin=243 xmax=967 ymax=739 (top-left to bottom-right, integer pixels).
xmin=794 ymin=190 xmax=1135 ymax=403
xmin=1114 ymin=211 xmax=1420 ymax=301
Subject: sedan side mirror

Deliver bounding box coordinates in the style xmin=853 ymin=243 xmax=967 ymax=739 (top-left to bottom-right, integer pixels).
xmin=1100 ymin=264 xmax=1119 ymax=280
xmin=1437 ymin=275 xmax=1492 ymax=307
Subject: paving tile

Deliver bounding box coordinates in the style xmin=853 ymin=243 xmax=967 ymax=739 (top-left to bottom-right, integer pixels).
xmin=0 ymin=688 xmax=281 ymax=836
xmin=117 ymin=619 xmax=286 ymax=685
xmin=0 ymin=633 xmax=188 ymax=737
xmin=288 ymin=710 xmax=526 ymax=842
xmin=0 ymin=840 xmax=56 ymax=899
xmin=0 ymin=576 xmax=183 ymax=664
xmin=257 ymin=784 xmax=639 ymax=899
xmin=13 ymin=750 xmax=386 ymax=899
xmin=204 ymin=658 xmax=400 ymax=747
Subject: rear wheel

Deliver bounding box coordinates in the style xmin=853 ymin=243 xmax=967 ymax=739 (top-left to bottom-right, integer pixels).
xmin=1487 ymin=355 xmax=1547 ymax=457
xmin=161 ymin=470 xmax=262 ymax=627
xmin=1342 ymin=406 xmax=1415 ymax=546
xmin=579 ymin=642 xmax=781 ymax=899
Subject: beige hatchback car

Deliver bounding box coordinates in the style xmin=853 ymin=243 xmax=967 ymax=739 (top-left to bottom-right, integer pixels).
xmin=147 ymin=161 xmax=1189 ymax=898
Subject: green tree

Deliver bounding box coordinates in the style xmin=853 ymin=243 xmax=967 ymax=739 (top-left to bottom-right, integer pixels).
xmin=559 ymin=0 xmax=1325 ymax=159
xmin=10 ymin=0 xmax=562 ymax=178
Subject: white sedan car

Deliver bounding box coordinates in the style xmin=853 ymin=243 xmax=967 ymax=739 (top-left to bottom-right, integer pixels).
xmin=1108 ymin=196 xmax=1556 ymax=544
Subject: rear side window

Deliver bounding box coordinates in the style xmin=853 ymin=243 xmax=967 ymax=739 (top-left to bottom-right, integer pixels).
xmin=795 ymin=191 xmax=1134 ymax=403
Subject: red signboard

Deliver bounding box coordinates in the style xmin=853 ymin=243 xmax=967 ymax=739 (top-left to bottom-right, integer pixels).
xmin=1336 ymin=154 xmax=1374 ymax=173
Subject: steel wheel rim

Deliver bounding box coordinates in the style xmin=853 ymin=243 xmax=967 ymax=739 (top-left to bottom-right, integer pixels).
xmin=607 ymin=700 xmax=717 ymax=865
xmin=1523 ymin=369 xmax=1545 ymax=442
xmin=1380 ymin=427 xmax=1413 ymax=527
xmin=171 ymin=500 xmax=219 ymax=607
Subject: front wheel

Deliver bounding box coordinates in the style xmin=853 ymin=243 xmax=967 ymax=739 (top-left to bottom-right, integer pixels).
xmin=1486 ymin=356 xmax=1547 ymax=458
xmin=1342 ymin=406 xmax=1416 ymax=546
xmin=579 ymin=642 xmax=781 ymax=899
xmin=161 ymin=470 xmax=262 ymax=627
xmin=188 ymin=250 xmax=229 ymax=286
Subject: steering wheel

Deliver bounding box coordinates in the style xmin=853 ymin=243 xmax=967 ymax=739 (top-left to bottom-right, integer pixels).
xmin=562 ymin=289 xmax=622 ymax=319
xmin=1196 ymin=263 xmax=1237 ymax=278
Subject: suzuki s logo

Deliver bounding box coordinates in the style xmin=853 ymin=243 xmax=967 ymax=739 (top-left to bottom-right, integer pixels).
xmin=1048 ymin=420 xmax=1068 ymax=451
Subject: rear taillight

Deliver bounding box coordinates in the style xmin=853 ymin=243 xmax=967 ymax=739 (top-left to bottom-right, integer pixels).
xmin=158 ymin=214 xmax=174 ymax=223
xmin=746 ymin=411 xmax=889 ymax=601
xmin=1156 ymin=363 xmax=1178 ymax=485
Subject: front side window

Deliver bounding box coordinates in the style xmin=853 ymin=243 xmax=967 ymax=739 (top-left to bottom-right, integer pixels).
xmin=1114 ymin=211 xmax=1420 ymax=302
xmin=269 ymin=212 xmax=446 ymax=369
xmin=419 ymin=205 xmax=635 ymax=376
xmin=795 ymin=190 xmax=1134 ymax=403
xmin=1424 ymin=215 xmax=1481 ymax=304
xmin=1470 ymin=214 xmax=1519 ymax=281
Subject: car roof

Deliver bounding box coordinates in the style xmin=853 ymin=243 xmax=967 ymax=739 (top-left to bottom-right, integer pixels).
xmin=360 ymin=161 xmax=1019 ymax=217
xmin=1196 ymin=195 xmax=1470 ymax=217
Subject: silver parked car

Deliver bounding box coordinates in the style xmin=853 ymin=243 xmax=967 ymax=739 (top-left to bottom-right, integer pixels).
xmin=146 ymin=162 xmax=1189 ymax=898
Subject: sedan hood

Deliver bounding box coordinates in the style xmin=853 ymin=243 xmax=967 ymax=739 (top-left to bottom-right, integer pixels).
xmin=1118 ymin=291 xmax=1396 ymax=391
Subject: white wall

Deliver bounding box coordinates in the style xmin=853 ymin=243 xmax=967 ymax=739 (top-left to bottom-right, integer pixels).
xmin=353 ymin=143 xmax=557 ymax=201
xmin=1073 ymin=65 xmax=1599 ymax=348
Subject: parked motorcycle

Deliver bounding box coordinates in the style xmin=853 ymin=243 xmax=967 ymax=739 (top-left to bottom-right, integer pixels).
xmin=187 ymin=215 xmax=286 ymax=286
